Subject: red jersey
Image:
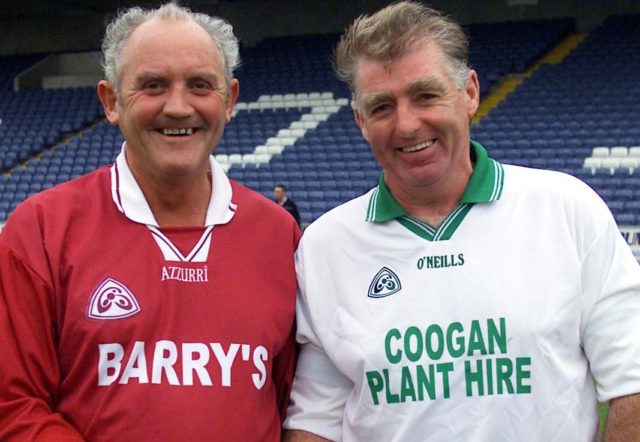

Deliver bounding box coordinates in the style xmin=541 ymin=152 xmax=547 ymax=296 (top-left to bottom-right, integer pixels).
xmin=0 ymin=153 xmax=300 ymax=441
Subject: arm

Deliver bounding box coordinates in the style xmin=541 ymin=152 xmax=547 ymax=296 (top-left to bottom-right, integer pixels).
xmin=282 ymin=227 xmax=356 ymax=440
xmin=282 ymin=429 xmax=332 ymax=441
xmin=281 ymin=329 xmax=348 ymax=442
xmin=604 ymin=393 xmax=640 ymax=442
xmin=0 ymin=245 xmax=84 ymax=440
xmin=282 ymin=334 xmax=352 ymax=441
xmin=576 ymin=195 xmax=640 ymax=438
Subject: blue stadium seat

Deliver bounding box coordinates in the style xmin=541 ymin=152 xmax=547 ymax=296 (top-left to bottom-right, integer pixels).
xmin=616 ymin=213 xmax=636 ymax=226
xmin=607 ymin=201 xmax=625 ymax=214
xmin=308 ymin=191 xmax=324 ymax=200
xmin=624 ymin=201 xmax=640 ymax=212
xmin=616 ymin=189 xmax=634 ymax=201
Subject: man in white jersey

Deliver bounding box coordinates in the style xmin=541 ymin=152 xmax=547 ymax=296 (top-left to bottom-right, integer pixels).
xmin=283 ymin=2 xmax=640 ymax=441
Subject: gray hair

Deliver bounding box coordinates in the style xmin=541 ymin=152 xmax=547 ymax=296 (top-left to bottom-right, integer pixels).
xmin=101 ymin=2 xmax=239 ymax=99
xmin=334 ymin=1 xmax=470 ymax=105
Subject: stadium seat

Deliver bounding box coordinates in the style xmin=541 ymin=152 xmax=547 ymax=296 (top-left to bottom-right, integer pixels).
xmin=591 ymin=147 xmax=610 ymax=158
xmin=616 ymin=213 xmax=636 ymax=226
xmin=629 ymin=146 xmax=640 ymax=158
xmin=610 ymin=146 xmax=629 ymax=157
xmin=600 ymin=158 xmax=620 ymax=174
xmin=618 ymin=157 xmax=639 ymax=174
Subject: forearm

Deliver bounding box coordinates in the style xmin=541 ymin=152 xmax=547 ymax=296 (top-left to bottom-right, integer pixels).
xmin=282 ymin=429 xmax=333 ymax=442
xmin=604 ymin=393 xmax=640 ymax=442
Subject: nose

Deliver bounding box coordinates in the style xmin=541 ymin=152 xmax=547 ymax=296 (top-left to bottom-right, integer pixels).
xmin=163 ymin=86 xmax=193 ymax=119
xmin=394 ymin=100 xmax=421 ymax=138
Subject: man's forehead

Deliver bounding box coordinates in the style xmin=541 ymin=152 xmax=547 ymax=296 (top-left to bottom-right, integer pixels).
xmin=122 ymin=17 xmax=219 ymax=60
xmin=354 ymin=42 xmax=451 ymax=100
xmin=355 ymin=38 xmax=440 ymax=70
xmin=118 ymin=18 xmax=225 ymax=80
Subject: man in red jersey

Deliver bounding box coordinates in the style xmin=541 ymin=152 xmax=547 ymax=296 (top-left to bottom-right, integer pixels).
xmin=0 ymin=3 xmax=299 ymax=441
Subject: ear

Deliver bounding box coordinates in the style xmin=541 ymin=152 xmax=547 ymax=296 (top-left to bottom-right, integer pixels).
xmin=225 ymin=79 xmax=240 ymax=123
xmin=465 ymin=69 xmax=480 ymax=119
xmin=97 ymin=80 xmax=120 ymax=125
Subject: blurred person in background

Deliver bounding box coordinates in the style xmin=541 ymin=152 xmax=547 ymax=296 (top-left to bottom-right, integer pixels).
xmin=275 ymin=183 xmax=301 ymax=227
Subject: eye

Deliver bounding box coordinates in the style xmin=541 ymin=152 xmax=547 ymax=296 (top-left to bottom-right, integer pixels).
xmin=370 ymin=103 xmax=391 ymax=115
xmin=416 ymin=92 xmax=436 ymax=102
xmin=143 ymin=81 xmax=165 ymax=93
xmin=190 ymin=80 xmax=214 ymax=94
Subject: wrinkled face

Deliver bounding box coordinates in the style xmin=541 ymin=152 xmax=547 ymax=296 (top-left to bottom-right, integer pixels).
xmin=353 ymin=40 xmax=479 ymax=195
xmin=274 ymin=186 xmax=285 ymax=202
xmin=98 ymin=17 xmax=238 ymax=186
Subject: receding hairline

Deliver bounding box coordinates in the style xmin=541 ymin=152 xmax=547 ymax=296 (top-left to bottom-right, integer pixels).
xmin=120 ymin=16 xmax=223 ymax=62
xmin=116 ymin=16 xmax=228 ymax=89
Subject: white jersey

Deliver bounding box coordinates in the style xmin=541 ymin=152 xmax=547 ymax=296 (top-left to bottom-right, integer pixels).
xmin=284 ymin=142 xmax=640 ymax=441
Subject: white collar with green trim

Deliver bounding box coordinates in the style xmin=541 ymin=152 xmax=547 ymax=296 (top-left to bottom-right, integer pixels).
xmin=365 ymin=141 xmax=504 ymax=241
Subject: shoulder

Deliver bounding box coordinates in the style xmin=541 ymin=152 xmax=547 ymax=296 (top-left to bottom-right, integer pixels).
xmin=4 ymin=167 xmax=110 ymax=230
xmin=16 ymin=167 xmax=109 ymax=212
xmin=503 ymin=165 xmax=604 ymax=206
xmin=301 ymin=190 xmax=372 ymax=246
xmin=284 ymin=198 xmax=298 ymax=209
xmin=500 ymin=165 xmax=614 ymax=238
xmin=0 ymin=167 xmax=111 ymax=279
xmin=503 ymin=164 xmax=582 ymax=188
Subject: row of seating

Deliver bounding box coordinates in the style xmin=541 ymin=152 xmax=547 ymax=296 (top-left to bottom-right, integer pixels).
xmin=583 ymin=146 xmax=640 ymax=174
xmin=0 ymin=16 xmax=637 ymax=227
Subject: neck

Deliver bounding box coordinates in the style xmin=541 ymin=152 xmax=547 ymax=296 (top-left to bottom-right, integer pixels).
xmin=138 ymin=172 xmax=212 ymax=228
xmin=388 ymin=167 xmax=472 ymax=228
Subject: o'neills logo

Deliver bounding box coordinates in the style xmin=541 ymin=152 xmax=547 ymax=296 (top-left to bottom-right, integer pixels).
xmin=161 ymin=265 xmax=208 ymax=283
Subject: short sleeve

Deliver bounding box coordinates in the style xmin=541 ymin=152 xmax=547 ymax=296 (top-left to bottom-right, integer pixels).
xmin=580 ymin=207 xmax=640 ymax=402
xmin=283 ymin=237 xmax=353 ymax=441
xmin=284 ymin=343 xmax=353 ymax=440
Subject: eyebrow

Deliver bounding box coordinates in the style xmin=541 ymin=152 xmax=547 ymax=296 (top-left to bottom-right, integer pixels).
xmin=134 ymin=71 xmax=165 ymax=85
xmin=134 ymin=71 xmax=221 ymax=86
xmin=189 ymin=72 xmax=220 ymax=84
xmin=359 ymin=77 xmax=448 ymax=111
xmin=359 ymin=91 xmax=394 ymax=111
xmin=405 ymin=78 xmax=447 ymax=96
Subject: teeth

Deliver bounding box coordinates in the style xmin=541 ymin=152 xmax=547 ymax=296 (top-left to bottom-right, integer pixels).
xmin=400 ymin=139 xmax=435 ymax=153
xmin=162 ymin=128 xmax=194 ymax=136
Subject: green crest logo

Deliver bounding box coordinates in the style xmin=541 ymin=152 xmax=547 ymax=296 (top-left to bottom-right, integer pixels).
xmin=368 ymin=267 xmax=402 ymax=298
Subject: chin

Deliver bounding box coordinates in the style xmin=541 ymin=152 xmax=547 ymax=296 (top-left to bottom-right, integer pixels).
xmin=404 ymin=166 xmax=441 ymax=184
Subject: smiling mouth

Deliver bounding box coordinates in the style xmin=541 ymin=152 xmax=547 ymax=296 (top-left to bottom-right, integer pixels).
xmin=398 ymin=139 xmax=436 ymax=153
xmin=159 ymin=128 xmax=195 ymax=136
